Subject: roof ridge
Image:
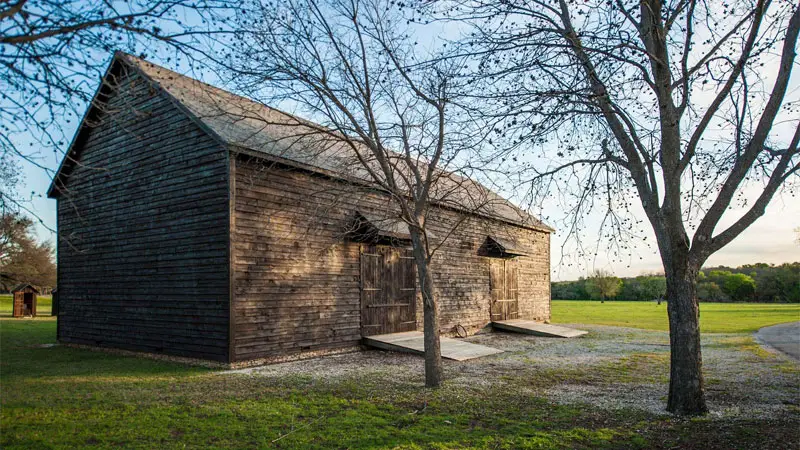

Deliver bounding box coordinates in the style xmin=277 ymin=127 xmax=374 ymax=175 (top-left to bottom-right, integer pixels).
xmin=117 ymin=52 xmax=332 ymax=135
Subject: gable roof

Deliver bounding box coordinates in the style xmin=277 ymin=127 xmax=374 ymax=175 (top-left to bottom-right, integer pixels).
xmin=11 ymin=283 xmax=39 ymax=293
xmin=48 ymin=53 xmax=553 ymax=233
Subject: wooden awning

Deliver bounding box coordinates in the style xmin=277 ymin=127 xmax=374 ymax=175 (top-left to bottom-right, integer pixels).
xmin=348 ymin=211 xmax=439 ymax=243
xmin=350 ymin=211 xmax=412 ymax=241
xmin=483 ymin=235 xmax=528 ymax=257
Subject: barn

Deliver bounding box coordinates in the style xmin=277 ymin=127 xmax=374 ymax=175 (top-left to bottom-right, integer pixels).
xmin=47 ymin=53 xmax=553 ymax=365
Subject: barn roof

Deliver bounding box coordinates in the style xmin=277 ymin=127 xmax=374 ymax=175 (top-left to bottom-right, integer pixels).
xmin=48 ymin=53 xmax=553 ymax=233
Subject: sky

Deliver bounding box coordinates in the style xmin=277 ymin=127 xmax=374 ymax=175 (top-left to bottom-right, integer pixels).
xmin=11 ymin=4 xmax=800 ymax=283
xmin=18 ymin=86 xmax=799 ymax=283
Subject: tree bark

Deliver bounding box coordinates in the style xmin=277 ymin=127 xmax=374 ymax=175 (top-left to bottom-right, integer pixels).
xmin=410 ymin=229 xmax=443 ymax=388
xmin=665 ymin=263 xmax=708 ymax=415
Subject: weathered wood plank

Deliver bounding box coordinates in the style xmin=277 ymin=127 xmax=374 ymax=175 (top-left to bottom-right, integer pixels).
xmin=55 ymin=68 xmax=231 ymax=362
xmin=231 ymin=155 xmax=551 ymax=362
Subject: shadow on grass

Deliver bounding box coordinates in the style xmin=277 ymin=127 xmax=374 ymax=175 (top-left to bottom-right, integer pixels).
xmin=0 ymin=318 xmax=207 ymax=381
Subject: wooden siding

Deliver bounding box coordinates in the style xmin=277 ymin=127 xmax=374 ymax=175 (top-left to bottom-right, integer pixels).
xmin=55 ymin=68 xmax=231 ymax=362
xmin=232 ymin=155 xmax=550 ymax=362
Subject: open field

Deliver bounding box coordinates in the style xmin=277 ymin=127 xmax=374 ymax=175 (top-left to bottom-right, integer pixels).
xmin=552 ymin=300 xmax=800 ymax=333
xmin=0 ymin=294 xmax=52 ymax=316
xmin=2 ymin=311 xmax=798 ymax=449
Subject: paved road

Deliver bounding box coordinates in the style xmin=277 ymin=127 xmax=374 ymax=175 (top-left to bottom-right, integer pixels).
xmin=755 ymin=321 xmax=800 ymax=361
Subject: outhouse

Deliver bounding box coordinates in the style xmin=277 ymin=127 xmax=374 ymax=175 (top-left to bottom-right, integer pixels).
xmin=12 ymin=283 xmax=39 ymax=317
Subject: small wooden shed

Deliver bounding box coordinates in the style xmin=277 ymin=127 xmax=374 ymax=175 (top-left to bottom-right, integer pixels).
xmin=12 ymin=283 xmax=39 ymax=317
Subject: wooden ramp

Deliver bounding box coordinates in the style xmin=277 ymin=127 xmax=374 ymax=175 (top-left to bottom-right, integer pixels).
xmin=493 ymin=320 xmax=588 ymax=338
xmin=363 ymin=331 xmax=503 ymax=361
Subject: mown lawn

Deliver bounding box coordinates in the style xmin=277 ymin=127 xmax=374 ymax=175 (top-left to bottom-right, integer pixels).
xmin=0 ymin=318 xmax=645 ymax=449
xmin=0 ymin=294 xmax=52 ymax=316
xmin=551 ymin=300 xmax=800 ymax=333
xmin=1 ymin=306 xmax=798 ymax=448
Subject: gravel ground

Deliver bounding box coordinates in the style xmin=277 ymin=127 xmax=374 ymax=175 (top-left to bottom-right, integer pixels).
xmin=225 ymin=325 xmax=800 ymax=419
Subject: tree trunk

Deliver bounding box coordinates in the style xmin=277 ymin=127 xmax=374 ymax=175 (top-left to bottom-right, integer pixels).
xmin=420 ymin=265 xmax=443 ymax=387
xmin=409 ymin=230 xmax=443 ymax=388
xmin=665 ymin=265 xmax=708 ymax=415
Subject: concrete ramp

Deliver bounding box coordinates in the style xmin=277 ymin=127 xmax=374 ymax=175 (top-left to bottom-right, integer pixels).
xmin=363 ymin=331 xmax=503 ymax=361
xmin=493 ymin=320 xmax=588 ymax=338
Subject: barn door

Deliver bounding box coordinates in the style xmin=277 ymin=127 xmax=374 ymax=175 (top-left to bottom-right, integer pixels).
xmin=490 ymin=259 xmax=519 ymax=321
xmin=360 ymin=245 xmax=417 ymax=336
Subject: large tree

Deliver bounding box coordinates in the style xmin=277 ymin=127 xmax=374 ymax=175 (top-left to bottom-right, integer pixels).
xmin=223 ymin=0 xmax=501 ymax=387
xmin=445 ymin=0 xmax=800 ymax=414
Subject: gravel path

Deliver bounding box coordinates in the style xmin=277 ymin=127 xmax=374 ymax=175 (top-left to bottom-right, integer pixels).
xmin=225 ymin=325 xmax=800 ymax=419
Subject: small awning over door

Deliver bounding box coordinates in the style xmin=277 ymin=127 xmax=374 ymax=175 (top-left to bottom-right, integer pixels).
xmin=349 ymin=211 xmax=411 ymax=242
xmin=481 ymin=235 xmax=529 ymax=257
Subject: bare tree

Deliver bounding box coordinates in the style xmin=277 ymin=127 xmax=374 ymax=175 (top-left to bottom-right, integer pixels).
xmin=0 ymin=211 xmax=55 ymax=291
xmin=441 ymin=0 xmax=800 ymax=414
xmin=1 ymin=0 xmax=231 ymax=219
xmin=221 ymin=0 xmax=505 ymax=387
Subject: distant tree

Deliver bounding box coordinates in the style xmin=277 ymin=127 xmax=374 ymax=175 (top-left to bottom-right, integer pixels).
xmin=722 ymin=273 xmax=757 ymax=302
xmin=697 ymin=282 xmax=727 ymax=302
xmin=0 ymin=213 xmax=55 ymax=291
xmin=585 ymin=270 xmax=623 ymax=303
xmin=615 ymin=275 xmax=666 ymax=301
xmin=755 ymin=263 xmax=800 ymax=303
xmin=552 ymin=278 xmax=589 ymax=300
xmin=640 ymin=276 xmax=667 ymax=302
xmin=704 ymin=270 xmax=756 ymax=302
xmin=616 ymin=277 xmax=643 ymax=301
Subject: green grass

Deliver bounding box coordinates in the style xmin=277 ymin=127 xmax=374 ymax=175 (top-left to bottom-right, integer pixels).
xmin=551 ymin=300 xmax=800 ymax=333
xmin=2 ymin=307 xmax=798 ymax=448
xmin=0 ymin=294 xmax=52 ymax=316
xmin=0 ymin=318 xmax=649 ymax=449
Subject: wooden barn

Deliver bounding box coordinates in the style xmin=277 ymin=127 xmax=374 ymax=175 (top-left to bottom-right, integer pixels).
xmin=47 ymin=53 xmax=553 ymax=365
xmin=12 ymin=283 xmax=38 ymax=317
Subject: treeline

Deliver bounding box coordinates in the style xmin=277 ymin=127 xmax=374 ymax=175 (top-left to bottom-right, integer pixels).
xmin=552 ymin=262 xmax=800 ymax=303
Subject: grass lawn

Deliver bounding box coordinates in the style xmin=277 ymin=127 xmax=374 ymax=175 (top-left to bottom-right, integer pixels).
xmin=551 ymin=300 xmax=800 ymax=333
xmin=0 ymin=294 xmax=52 ymax=316
xmin=0 ymin=318 xmax=643 ymax=449
xmin=1 ymin=306 xmax=798 ymax=448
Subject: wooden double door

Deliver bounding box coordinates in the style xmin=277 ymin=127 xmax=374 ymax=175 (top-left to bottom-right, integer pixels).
xmin=490 ymin=259 xmax=519 ymax=321
xmin=360 ymin=245 xmax=417 ymax=336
